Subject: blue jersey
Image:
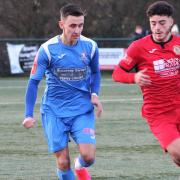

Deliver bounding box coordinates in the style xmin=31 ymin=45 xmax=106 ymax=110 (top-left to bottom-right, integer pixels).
xmin=30 ymin=35 xmax=101 ymax=117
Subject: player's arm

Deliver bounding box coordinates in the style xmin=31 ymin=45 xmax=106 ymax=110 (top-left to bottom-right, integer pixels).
xmin=22 ymin=47 xmax=49 ymax=128
xmin=23 ymin=79 xmax=40 ymax=128
xmin=112 ymin=65 xmax=136 ymax=83
xmin=113 ymin=65 xmax=151 ymax=86
xmin=112 ymin=43 xmax=151 ymax=86
xmin=90 ymin=46 xmax=103 ymax=118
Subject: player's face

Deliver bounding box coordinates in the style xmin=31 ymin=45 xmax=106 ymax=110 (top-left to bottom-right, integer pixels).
xmin=59 ymin=15 xmax=84 ymax=45
xmin=149 ymin=15 xmax=173 ymax=42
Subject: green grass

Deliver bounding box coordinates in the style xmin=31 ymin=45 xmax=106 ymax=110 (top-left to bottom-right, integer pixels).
xmin=0 ymin=75 xmax=179 ymax=180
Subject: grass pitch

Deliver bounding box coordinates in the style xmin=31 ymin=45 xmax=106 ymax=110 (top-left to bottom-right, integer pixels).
xmin=0 ymin=73 xmax=179 ymax=180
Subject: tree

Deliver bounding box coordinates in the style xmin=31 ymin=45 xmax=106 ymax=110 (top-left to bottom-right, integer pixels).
xmin=0 ymin=0 xmax=180 ymax=38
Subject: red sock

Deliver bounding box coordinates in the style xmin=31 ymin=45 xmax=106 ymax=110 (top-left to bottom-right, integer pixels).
xmin=75 ymin=168 xmax=91 ymax=180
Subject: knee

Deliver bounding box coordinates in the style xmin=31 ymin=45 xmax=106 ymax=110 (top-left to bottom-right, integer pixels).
xmin=57 ymin=157 xmax=70 ymax=170
xmin=79 ymin=145 xmax=96 ymax=167
xmin=169 ymin=150 xmax=180 ymax=166
xmin=167 ymin=138 xmax=180 ymax=166
xmin=81 ymin=154 xmax=95 ymax=166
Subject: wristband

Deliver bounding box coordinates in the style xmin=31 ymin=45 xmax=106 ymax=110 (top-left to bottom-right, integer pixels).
xmin=92 ymin=93 xmax=98 ymax=97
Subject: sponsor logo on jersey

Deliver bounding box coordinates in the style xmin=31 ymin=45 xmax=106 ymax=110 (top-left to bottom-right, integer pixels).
xmin=54 ymin=67 xmax=87 ymax=81
xmin=58 ymin=53 xmax=66 ymax=59
xmin=173 ymin=45 xmax=180 ymax=55
xmin=149 ymin=48 xmax=157 ymax=53
xmin=153 ymin=58 xmax=180 ymax=77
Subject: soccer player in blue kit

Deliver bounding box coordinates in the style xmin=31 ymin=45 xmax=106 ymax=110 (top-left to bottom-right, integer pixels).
xmin=22 ymin=3 xmax=103 ymax=180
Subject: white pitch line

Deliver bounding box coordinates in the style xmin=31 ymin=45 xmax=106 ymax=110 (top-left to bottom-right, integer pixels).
xmin=0 ymin=98 xmax=142 ymax=105
xmin=102 ymin=98 xmax=142 ymax=102
xmin=0 ymin=101 xmax=40 ymax=105
xmin=0 ymin=86 xmax=27 ymax=89
xmin=0 ymin=83 xmax=136 ymax=90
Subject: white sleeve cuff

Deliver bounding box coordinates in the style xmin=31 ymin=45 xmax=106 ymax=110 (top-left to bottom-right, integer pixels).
xmin=91 ymin=93 xmax=98 ymax=97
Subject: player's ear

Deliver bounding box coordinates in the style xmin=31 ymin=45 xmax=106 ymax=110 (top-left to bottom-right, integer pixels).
xmin=59 ymin=20 xmax=64 ymax=30
xmin=170 ymin=17 xmax=174 ymax=27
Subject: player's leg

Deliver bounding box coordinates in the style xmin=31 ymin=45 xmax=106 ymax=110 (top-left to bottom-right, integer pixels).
xmin=55 ymin=147 xmax=75 ymax=180
xmin=76 ymin=144 xmax=96 ymax=167
xmin=41 ymin=111 xmax=75 ymax=179
xmin=71 ymin=110 xmax=96 ymax=179
xmin=148 ymin=113 xmax=180 ymax=166
xmin=166 ymin=121 xmax=180 ymax=166
xmin=75 ymin=144 xmax=95 ymax=179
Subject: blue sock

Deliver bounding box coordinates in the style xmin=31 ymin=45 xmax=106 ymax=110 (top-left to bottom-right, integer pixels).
xmin=57 ymin=169 xmax=75 ymax=180
xmin=79 ymin=156 xmax=95 ymax=168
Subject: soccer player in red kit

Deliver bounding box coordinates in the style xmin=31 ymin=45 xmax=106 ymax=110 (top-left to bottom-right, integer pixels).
xmin=112 ymin=1 xmax=180 ymax=166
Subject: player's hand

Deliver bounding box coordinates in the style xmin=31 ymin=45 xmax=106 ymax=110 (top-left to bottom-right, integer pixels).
xmin=91 ymin=94 xmax=103 ymax=118
xmin=134 ymin=68 xmax=151 ymax=86
xmin=22 ymin=117 xmax=36 ymax=129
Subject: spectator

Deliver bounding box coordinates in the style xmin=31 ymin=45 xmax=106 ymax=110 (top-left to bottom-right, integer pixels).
xmin=131 ymin=25 xmax=145 ymax=41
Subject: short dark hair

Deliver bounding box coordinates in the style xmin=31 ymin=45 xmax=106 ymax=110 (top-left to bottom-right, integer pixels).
xmin=146 ymin=1 xmax=174 ymax=17
xmin=60 ymin=3 xmax=86 ymax=19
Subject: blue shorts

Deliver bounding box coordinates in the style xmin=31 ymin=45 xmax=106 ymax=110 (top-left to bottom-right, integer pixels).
xmin=41 ymin=110 xmax=96 ymax=152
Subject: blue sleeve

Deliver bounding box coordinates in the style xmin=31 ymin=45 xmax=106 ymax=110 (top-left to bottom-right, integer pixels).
xmin=25 ymin=79 xmax=40 ymax=117
xmin=90 ymin=47 xmax=101 ymax=95
xmin=30 ymin=46 xmax=49 ymax=80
